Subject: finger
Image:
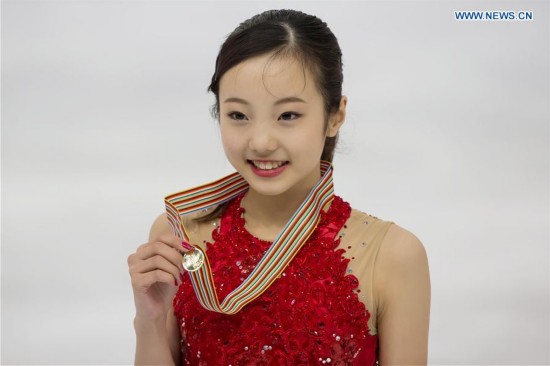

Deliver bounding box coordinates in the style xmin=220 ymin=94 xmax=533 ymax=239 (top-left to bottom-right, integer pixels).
xmin=155 ymin=234 xmax=186 ymax=253
xmin=132 ymin=270 xmax=177 ymax=290
xmin=127 ymin=242 xmax=153 ymax=266
xmin=130 ymin=254 xmax=182 ymax=283
xmin=136 ymin=242 xmax=149 ymax=252
xmin=138 ymin=241 xmax=184 ymax=270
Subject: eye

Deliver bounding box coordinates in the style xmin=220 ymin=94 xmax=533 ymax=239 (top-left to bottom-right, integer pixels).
xmin=227 ymin=111 xmax=248 ymax=121
xmin=278 ymin=112 xmax=301 ymax=121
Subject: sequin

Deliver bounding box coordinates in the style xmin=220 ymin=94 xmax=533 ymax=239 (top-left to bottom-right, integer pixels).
xmin=173 ymin=194 xmax=378 ymax=365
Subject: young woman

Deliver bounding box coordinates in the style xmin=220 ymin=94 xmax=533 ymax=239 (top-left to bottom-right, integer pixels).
xmin=128 ymin=9 xmax=430 ymax=365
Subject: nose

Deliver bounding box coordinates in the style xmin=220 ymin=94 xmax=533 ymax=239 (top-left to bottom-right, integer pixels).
xmin=248 ymin=124 xmax=278 ymax=154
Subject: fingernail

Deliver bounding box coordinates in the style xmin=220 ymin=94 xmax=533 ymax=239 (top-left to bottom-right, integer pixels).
xmin=181 ymin=241 xmax=193 ymax=250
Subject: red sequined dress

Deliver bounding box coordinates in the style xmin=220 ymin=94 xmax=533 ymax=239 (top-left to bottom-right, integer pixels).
xmin=173 ymin=194 xmax=378 ymax=365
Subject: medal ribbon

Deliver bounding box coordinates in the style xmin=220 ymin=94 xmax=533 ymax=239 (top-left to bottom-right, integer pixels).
xmin=164 ymin=161 xmax=334 ymax=315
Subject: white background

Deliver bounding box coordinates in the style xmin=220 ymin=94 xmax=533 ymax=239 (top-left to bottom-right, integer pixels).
xmin=2 ymin=0 xmax=549 ymax=364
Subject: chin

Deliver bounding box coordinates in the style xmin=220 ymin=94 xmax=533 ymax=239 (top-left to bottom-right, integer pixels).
xmin=243 ymin=178 xmax=293 ymax=197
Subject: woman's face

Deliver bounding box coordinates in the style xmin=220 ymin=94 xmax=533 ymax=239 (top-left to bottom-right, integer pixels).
xmin=219 ymin=53 xmax=342 ymax=199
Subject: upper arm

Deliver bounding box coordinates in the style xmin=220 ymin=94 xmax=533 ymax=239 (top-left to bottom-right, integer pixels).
xmin=374 ymin=224 xmax=431 ymax=365
xmin=149 ymin=213 xmax=184 ymax=363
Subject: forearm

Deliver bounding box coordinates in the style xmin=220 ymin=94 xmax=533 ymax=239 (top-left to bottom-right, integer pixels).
xmin=134 ymin=317 xmax=176 ymax=366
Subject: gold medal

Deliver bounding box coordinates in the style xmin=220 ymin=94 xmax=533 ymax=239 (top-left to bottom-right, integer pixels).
xmin=182 ymin=248 xmax=205 ymax=272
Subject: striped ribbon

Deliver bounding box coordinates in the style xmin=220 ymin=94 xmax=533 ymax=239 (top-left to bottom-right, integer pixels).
xmin=164 ymin=161 xmax=334 ymax=314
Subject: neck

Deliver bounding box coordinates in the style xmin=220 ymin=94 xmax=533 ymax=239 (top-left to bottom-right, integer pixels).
xmin=241 ymin=177 xmax=320 ymax=241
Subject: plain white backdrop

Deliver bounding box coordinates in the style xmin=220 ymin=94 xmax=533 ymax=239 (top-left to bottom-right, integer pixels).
xmin=2 ymin=0 xmax=549 ymax=364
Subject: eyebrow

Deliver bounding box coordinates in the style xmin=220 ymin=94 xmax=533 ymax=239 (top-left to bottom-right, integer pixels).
xmin=223 ymin=96 xmax=307 ymax=106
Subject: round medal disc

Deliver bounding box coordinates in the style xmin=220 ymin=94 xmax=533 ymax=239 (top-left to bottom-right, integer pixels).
xmin=182 ymin=248 xmax=205 ymax=272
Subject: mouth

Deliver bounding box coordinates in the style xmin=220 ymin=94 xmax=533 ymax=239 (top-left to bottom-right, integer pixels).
xmin=247 ymin=160 xmax=289 ymax=178
xmin=247 ymin=160 xmax=289 ymax=170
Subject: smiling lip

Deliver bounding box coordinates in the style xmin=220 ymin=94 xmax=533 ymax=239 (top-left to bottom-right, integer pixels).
xmin=248 ymin=160 xmax=288 ymax=178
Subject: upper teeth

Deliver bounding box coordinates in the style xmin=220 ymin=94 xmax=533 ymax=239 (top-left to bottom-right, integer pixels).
xmin=252 ymin=161 xmax=285 ymax=170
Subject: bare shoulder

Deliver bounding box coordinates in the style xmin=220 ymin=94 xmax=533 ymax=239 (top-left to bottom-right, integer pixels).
xmin=377 ymin=224 xmax=428 ymax=275
xmin=374 ymin=223 xmax=430 ymax=313
xmin=373 ymin=223 xmax=431 ymax=363
xmin=148 ymin=213 xmax=173 ymax=242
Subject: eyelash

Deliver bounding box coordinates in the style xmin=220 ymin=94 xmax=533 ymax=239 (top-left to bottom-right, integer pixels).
xmin=279 ymin=112 xmax=301 ymax=121
xmin=227 ymin=112 xmax=247 ymax=121
xmin=226 ymin=111 xmax=302 ymax=121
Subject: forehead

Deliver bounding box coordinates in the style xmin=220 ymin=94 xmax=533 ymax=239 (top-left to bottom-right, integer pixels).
xmin=219 ymin=53 xmax=322 ymax=102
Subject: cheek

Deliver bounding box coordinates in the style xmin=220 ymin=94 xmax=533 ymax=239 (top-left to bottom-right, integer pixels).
xmin=280 ymin=133 xmax=325 ymax=164
xmin=294 ymin=122 xmax=327 ymax=151
xmin=220 ymin=125 xmax=242 ymax=157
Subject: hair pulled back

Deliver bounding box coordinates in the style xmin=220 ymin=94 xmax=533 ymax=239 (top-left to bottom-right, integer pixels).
xmin=208 ymin=9 xmax=343 ymax=162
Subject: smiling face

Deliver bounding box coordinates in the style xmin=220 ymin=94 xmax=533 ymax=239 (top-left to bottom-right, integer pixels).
xmin=219 ymin=53 xmax=344 ymax=199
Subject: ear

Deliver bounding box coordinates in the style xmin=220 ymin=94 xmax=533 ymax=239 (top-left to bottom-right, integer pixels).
xmin=326 ymin=96 xmax=347 ymax=137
